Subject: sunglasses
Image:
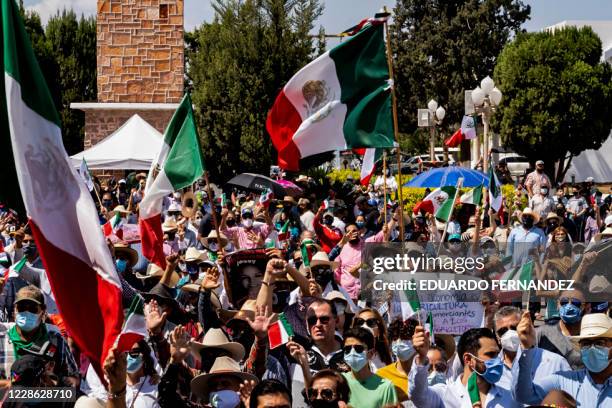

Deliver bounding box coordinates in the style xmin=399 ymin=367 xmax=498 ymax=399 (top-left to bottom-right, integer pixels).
xmin=307 ymin=315 xmax=331 ymax=326
xmin=560 ymin=297 xmax=582 ymax=307
xmin=343 ymin=344 xmax=366 ymax=354
xmin=354 ymin=317 xmax=378 ymax=329
xmin=16 ymin=302 xmax=40 ymax=313
xmin=496 ymin=325 xmax=518 ymax=337
xmin=307 ymin=388 xmax=336 ymax=401
xmin=22 ymin=239 xmax=34 ymax=244
xmin=313 ymin=267 xmax=332 ymax=274
xmin=128 ymin=350 xmax=143 ymax=358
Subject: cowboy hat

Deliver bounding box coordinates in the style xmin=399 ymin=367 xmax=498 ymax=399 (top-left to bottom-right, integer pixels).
xmin=190 ymin=328 xmax=245 ymax=362
xmin=141 ymin=283 xmax=181 ymax=311
xmin=190 ymin=356 xmax=258 ymax=400
xmin=162 ymin=218 xmax=178 ymax=232
xmin=282 ymin=196 xmax=297 ymax=205
xmin=594 ymin=227 xmax=612 ymax=243
xmin=225 ymin=299 xmax=258 ymax=327
xmin=545 ymin=212 xmax=561 ymax=224
xmin=589 ymin=275 xmax=611 ymax=294
xmin=295 ymin=175 xmax=309 ymax=183
xmin=521 ymin=207 xmax=540 ymax=223
xmin=136 ymin=263 xmax=180 ymax=287
xmin=309 ymin=251 xmax=339 ymax=269
xmin=570 ymin=313 xmax=612 ymax=341
xmin=184 ymin=247 xmax=207 ymax=264
xmin=113 ymin=242 xmax=138 ymax=267
xmin=199 ymin=230 xmax=229 ymax=248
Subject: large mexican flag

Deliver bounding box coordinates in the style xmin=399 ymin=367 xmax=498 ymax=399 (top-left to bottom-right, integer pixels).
xmin=1 ymin=0 xmax=123 ymax=380
xmin=267 ymin=21 xmax=395 ymax=171
xmin=139 ymin=93 xmax=205 ymax=269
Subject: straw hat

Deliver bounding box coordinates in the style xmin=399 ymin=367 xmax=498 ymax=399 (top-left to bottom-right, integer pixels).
xmin=545 ymin=212 xmax=561 ymax=224
xmin=594 ymin=227 xmax=612 ymax=242
xmin=309 ymin=251 xmax=339 ymax=269
xmin=190 ymin=356 xmax=258 ymax=400
xmin=184 ymin=247 xmax=207 ymax=264
xmin=434 ymin=334 xmax=456 ymax=359
xmin=136 ymin=263 xmax=180 ymax=287
xmin=199 ymin=230 xmax=229 ymax=248
xmin=569 ymin=313 xmax=612 ymax=341
xmin=225 ymin=299 xmax=258 ymax=326
xmin=113 ymin=242 xmax=138 ymax=267
xmin=282 ymin=196 xmax=297 ymax=205
xmin=521 ymin=207 xmax=540 ymax=223
xmin=189 ymin=328 xmax=245 ymax=362
xmin=162 ymin=218 xmax=178 ymax=232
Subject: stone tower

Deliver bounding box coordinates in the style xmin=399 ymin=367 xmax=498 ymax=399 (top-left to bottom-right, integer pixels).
xmin=72 ymin=0 xmax=184 ymax=151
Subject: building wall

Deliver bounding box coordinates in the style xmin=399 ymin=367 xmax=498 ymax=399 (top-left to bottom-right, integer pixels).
xmin=96 ymin=0 xmax=184 ymax=103
xmin=83 ymin=109 xmax=173 ymax=149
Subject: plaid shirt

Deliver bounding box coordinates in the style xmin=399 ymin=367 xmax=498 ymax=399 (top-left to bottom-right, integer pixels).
xmin=0 ymin=323 xmax=79 ymax=382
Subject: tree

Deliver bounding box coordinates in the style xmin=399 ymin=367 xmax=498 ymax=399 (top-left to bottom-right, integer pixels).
xmin=186 ymin=0 xmax=323 ymax=179
xmin=494 ymin=26 xmax=612 ymax=183
xmin=45 ymin=10 xmax=97 ymax=155
xmin=391 ymin=0 xmax=530 ymax=149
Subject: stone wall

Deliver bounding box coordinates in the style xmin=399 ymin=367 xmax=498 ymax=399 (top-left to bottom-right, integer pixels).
xmin=83 ymin=109 xmax=174 ymax=149
xmin=96 ymin=0 xmax=184 ymax=103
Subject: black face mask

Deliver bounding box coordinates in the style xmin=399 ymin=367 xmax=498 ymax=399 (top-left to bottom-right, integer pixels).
xmin=521 ymin=216 xmax=534 ymax=229
xmin=166 ymin=232 xmax=176 ymax=240
xmin=273 ymin=290 xmax=291 ymax=313
xmin=556 ymin=209 xmax=565 ymax=217
xmin=226 ymin=219 xmax=236 ymax=227
xmin=23 ymin=244 xmax=37 ymax=258
xmin=102 ymin=200 xmax=113 ymax=209
xmin=349 ymin=237 xmax=360 ymax=245
xmin=310 ymin=400 xmax=340 ymax=408
xmin=314 ymin=268 xmax=333 ymax=287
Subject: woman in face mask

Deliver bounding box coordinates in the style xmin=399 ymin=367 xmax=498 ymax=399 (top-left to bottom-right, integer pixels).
xmin=352 ymin=309 xmax=392 ymax=369
xmin=124 ymin=340 xmax=160 ymax=408
xmin=376 ymin=318 xmax=418 ymax=402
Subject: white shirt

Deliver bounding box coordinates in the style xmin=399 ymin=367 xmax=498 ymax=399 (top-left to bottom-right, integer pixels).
xmin=300 ymin=210 xmax=315 ymax=232
xmin=432 ymin=375 xmax=521 ymax=408
xmin=374 ymin=175 xmax=398 ymax=192
xmin=126 ymin=375 xmax=160 ymax=408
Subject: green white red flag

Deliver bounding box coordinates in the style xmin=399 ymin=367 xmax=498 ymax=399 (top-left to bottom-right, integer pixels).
xmin=460 ymin=184 xmax=484 ymax=206
xmin=139 ymin=93 xmax=205 ymax=269
xmin=413 ymin=186 xmax=456 ymax=218
xmin=1 ymin=0 xmax=123 ymax=380
xmin=116 ymin=296 xmax=146 ymax=352
xmin=267 ymin=20 xmax=395 ymax=171
xmin=355 ymin=147 xmax=384 ymax=186
xmin=103 ymin=212 xmax=124 ymax=238
xmin=269 ymin=313 xmax=294 ymax=349
xmin=488 ymin=166 xmax=503 ymax=212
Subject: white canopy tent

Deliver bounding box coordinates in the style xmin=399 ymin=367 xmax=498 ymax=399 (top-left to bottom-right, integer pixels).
xmin=71 ymin=114 xmax=163 ymax=170
xmin=563 ymin=131 xmax=612 ymax=183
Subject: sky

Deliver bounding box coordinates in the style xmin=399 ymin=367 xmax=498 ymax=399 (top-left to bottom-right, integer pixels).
xmin=22 ymin=0 xmax=612 ymax=33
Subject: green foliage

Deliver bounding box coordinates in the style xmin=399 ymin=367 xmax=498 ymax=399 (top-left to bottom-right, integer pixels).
xmin=391 ymin=0 xmax=530 ymax=141
xmin=494 ymin=27 xmax=612 ymax=184
xmin=187 ymin=0 xmax=323 ymax=181
xmin=326 ymin=169 xmax=360 ymax=184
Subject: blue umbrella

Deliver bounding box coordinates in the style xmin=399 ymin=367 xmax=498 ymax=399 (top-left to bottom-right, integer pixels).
xmin=404 ymin=166 xmax=489 ymax=188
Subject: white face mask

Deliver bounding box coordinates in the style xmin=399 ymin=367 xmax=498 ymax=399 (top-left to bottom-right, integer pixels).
xmin=208 ymin=242 xmax=219 ymax=252
xmin=500 ymin=329 xmax=520 ymax=353
xmin=243 ymin=219 xmax=253 ymax=228
xmin=209 ymin=390 xmax=240 ymax=408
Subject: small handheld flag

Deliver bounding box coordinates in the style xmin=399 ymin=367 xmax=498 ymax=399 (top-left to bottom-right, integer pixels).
xmin=269 ymin=313 xmax=294 ymax=349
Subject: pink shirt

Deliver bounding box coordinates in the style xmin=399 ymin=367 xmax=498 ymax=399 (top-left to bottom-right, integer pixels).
xmin=334 ymin=231 xmax=384 ymax=299
xmin=222 ymin=224 xmax=271 ymax=250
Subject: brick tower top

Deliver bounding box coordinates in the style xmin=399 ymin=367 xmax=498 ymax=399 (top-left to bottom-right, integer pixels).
xmin=96 ymin=0 xmax=184 ymax=103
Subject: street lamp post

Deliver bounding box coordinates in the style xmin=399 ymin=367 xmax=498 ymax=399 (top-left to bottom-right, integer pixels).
xmin=418 ymin=99 xmax=445 ymax=162
xmin=466 ymin=76 xmax=502 ymax=172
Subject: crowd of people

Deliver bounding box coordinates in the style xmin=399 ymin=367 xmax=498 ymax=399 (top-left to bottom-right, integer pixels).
xmin=0 ymin=161 xmax=610 ymax=408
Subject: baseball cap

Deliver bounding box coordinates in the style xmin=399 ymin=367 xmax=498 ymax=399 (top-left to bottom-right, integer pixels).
xmin=10 ymin=354 xmax=46 ymax=386
xmin=448 ymin=233 xmax=462 ymax=242
xmin=536 ymin=160 xmax=544 ymax=165
xmin=15 ymin=285 xmax=45 ymax=305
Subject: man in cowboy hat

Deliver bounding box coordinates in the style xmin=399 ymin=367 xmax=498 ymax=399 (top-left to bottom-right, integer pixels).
xmin=113 ymin=241 xmax=142 ymax=293
xmin=515 ymin=311 xmax=612 ymax=406
xmin=200 ymin=230 xmax=231 ymax=259
xmin=191 ymin=355 xmax=258 ymax=406
xmin=298 ymin=198 xmax=315 ymax=233
xmin=162 ymin=218 xmax=180 ymax=255
xmin=506 ymin=207 xmax=546 ymax=267
xmin=190 ymin=327 xmax=246 ymax=374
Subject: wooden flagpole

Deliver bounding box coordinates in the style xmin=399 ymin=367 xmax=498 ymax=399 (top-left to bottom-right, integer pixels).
xmin=382 ymin=151 xmax=388 ymax=223
xmin=383 ymin=6 xmax=405 ymax=243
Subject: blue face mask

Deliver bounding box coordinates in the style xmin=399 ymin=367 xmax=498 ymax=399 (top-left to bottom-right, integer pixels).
xmin=581 ymin=345 xmax=611 ymax=373
xmin=391 ymin=340 xmax=416 ymax=361
xmin=344 ymin=348 xmax=368 ymax=372
xmin=115 ymin=259 xmax=128 ymax=273
xmin=15 ymin=311 xmax=40 ymax=332
xmin=355 ymin=221 xmax=365 ymax=229
xmin=186 ymin=263 xmax=199 ymax=275
xmin=126 ymin=354 xmax=143 ymax=374
xmin=559 ymin=303 xmax=582 ymax=324
xmin=427 ymin=371 xmax=447 ymax=386
xmin=472 ymin=354 xmax=503 ymax=384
